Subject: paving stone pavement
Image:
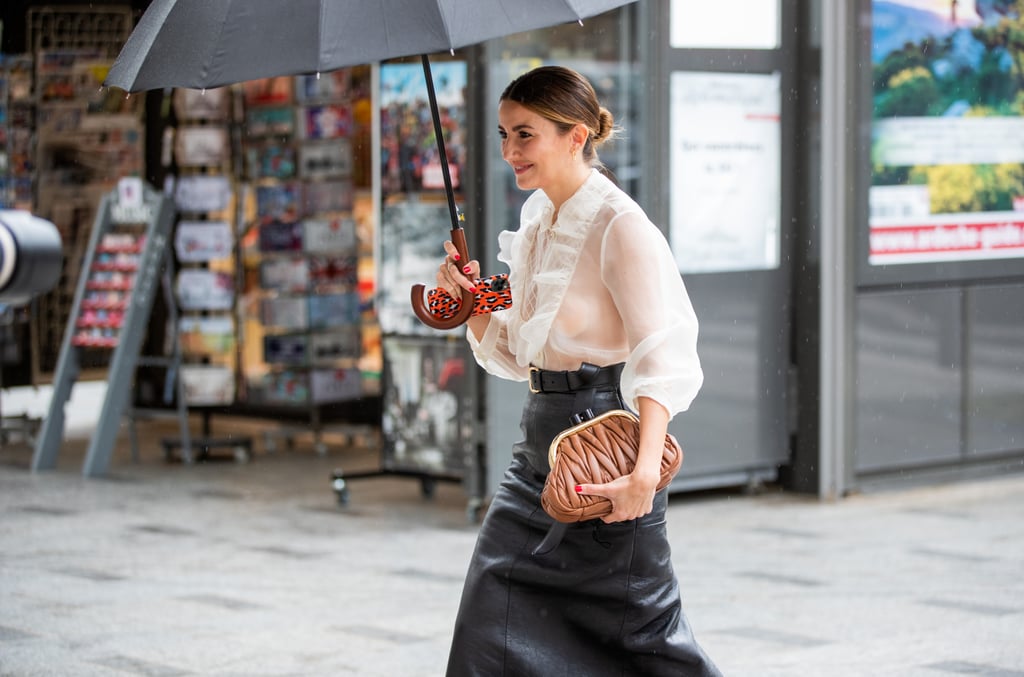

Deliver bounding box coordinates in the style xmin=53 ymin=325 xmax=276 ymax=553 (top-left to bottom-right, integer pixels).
xmin=1 ymin=421 xmax=1022 ymax=676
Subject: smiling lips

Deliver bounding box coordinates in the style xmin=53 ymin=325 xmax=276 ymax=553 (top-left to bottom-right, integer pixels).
xmin=512 ymin=163 xmax=533 ymax=175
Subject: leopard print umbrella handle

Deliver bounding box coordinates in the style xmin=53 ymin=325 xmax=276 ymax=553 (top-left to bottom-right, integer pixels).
xmin=425 ymin=274 xmax=512 ymax=319
xmin=411 ymin=227 xmax=476 ymax=329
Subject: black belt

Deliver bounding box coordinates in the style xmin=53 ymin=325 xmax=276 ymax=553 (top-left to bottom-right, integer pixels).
xmin=528 ymin=362 xmax=624 ymax=394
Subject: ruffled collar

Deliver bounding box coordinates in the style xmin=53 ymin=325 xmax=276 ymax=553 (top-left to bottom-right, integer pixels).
xmin=497 ymin=170 xmax=613 ymax=368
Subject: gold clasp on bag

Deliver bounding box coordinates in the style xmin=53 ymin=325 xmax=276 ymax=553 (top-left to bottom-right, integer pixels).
xmin=547 ymin=409 xmax=639 ymax=467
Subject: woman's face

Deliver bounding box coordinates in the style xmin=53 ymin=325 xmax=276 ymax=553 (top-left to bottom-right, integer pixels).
xmin=497 ymin=99 xmax=578 ymax=196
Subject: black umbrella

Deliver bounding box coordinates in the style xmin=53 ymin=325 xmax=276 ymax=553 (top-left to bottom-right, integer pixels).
xmin=104 ymin=0 xmax=638 ymax=328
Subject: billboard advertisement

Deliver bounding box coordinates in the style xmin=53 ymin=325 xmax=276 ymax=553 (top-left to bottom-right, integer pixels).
xmin=869 ymin=0 xmax=1024 ymax=268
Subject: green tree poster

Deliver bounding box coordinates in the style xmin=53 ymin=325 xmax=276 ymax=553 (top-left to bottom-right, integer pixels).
xmin=870 ymin=0 xmax=1024 ymax=265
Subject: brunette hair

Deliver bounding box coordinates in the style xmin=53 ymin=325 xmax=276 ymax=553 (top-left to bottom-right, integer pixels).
xmin=500 ymin=66 xmax=617 ymax=167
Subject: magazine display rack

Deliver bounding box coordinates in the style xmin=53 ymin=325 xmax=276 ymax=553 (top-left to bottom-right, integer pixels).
xmin=32 ymin=181 xmax=190 ymax=476
xmin=31 ymin=47 xmax=144 ymax=378
xmin=0 ymin=54 xmax=33 ymax=211
xmin=238 ymin=72 xmax=378 ymax=454
xmin=15 ymin=7 xmax=139 ymax=382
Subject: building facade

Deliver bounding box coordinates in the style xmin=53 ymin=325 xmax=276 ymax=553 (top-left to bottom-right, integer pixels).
xmin=3 ymin=0 xmax=1022 ymax=497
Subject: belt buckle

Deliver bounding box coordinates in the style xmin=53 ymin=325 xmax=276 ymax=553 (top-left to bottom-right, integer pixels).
xmin=528 ymin=367 xmax=542 ymax=394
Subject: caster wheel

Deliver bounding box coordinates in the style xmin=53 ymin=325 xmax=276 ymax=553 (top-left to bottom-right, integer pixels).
xmin=332 ymin=476 xmax=350 ymax=506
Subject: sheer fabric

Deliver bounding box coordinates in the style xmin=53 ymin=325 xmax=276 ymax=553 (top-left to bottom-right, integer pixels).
xmin=468 ymin=170 xmax=703 ymax=417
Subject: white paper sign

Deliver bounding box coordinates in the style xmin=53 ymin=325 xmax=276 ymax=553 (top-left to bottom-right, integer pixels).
xmin=670 ymin=71 xmax=781 ymax=273
xmin=117 ymin=177 xmax=144 ymax=208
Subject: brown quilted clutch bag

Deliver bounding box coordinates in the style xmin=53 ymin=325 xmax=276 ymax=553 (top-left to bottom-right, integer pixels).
xmin=541 ymin=410 xmax=684 ymax=523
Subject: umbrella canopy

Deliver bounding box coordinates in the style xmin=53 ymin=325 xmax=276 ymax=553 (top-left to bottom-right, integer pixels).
xmin=104 ymin=0 xmax=638 ymax=329
xmin=104 ymin=0 xmax=636 ymax=93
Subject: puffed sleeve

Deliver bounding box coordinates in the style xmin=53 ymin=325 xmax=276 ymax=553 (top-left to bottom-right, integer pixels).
xmin=466 ymin=310 xmax=529 ymax=381
xmin=601 ymin=211 xmax=703 ymax=417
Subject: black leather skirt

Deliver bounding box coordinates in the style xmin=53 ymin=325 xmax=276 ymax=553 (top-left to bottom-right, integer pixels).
xmin=446 ymin=372 xmax=721 ymax=677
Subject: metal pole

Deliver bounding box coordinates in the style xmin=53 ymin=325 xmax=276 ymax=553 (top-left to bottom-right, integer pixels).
xmin=421 ymin=54 xmax=462 ymax=231
xmin=819 ymin=0 xmax=857 ymax=499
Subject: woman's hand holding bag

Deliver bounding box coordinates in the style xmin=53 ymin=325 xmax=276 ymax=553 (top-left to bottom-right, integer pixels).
xmin=541 ymin=409 xmax=683 ymax=524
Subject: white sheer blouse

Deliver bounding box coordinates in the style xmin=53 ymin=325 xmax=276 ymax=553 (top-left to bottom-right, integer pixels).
xmin=467 ymin=170 xmax=704 ymax=418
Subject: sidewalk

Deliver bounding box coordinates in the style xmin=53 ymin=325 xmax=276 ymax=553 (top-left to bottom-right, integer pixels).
xmin=1 ymin=421 xmax=1022 ymax=676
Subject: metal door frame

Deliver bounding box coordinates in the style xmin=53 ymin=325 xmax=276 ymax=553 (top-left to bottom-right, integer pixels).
xmin=641 ymin=0 xmax=800 ymax=490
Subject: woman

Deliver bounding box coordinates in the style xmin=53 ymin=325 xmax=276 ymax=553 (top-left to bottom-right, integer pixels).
xmin=437 ymin=66 xmax=720 ymax=677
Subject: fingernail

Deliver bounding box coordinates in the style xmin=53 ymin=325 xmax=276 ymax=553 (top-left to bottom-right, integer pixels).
xmin=574 ymin=485 xmax=582 ymax=493
xmin=470 ymin=287 xmax=478 ymax=293
xmin=453 ymin=253 xmax=460 ymax=261
xmin=463 ymin=265 xmax=472 ymax=274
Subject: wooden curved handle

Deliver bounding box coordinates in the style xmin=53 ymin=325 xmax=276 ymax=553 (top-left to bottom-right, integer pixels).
xmin=410 ymin=228 xmax=475 ymax=330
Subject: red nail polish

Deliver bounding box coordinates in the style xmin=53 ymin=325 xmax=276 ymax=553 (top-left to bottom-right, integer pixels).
xmin=463 ymin=265 xmax=472 ymax=274
xmin=470 ymin=287 xmax=478 ymax=293
xmin=453 ymin=253 xmax=460 ymax=261
xmin=574 ymin=485 xmax=582 ymax=493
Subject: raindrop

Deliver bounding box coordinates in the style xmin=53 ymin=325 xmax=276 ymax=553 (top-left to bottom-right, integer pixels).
xmin=201 ymin=89 xmax=206 ymax=95
xmin=125 ymin=93 xmax=131 ymax=100
xmin=450 ymin=48 xmax=455 ymax=56
xmin=578 ymin=19 xmax=584 ymax=26
xmin=316 ymin=72 xmax=321 ymax=79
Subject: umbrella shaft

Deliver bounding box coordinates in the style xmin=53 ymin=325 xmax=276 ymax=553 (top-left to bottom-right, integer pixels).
xmin=421 ymin=55 xmax=461 ymax=232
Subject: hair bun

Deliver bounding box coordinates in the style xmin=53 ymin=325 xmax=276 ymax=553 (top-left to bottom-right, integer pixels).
xmin=593 ymin=108 xmax=615 ymax=145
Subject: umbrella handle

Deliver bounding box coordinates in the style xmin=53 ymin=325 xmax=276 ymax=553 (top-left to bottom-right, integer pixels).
xmin=410 ymin=227 xmax=475 ymax=330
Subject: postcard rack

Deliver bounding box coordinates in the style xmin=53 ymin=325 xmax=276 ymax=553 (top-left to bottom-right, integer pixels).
xmin=160 ymin=86 xmax=253 ymax=462
xmin=237 ymin=71 xmax=378 ymax=454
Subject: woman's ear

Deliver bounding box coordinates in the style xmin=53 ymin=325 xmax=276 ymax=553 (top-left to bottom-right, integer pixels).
xmin=572 ymin=123 xmax=589 ymax=149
